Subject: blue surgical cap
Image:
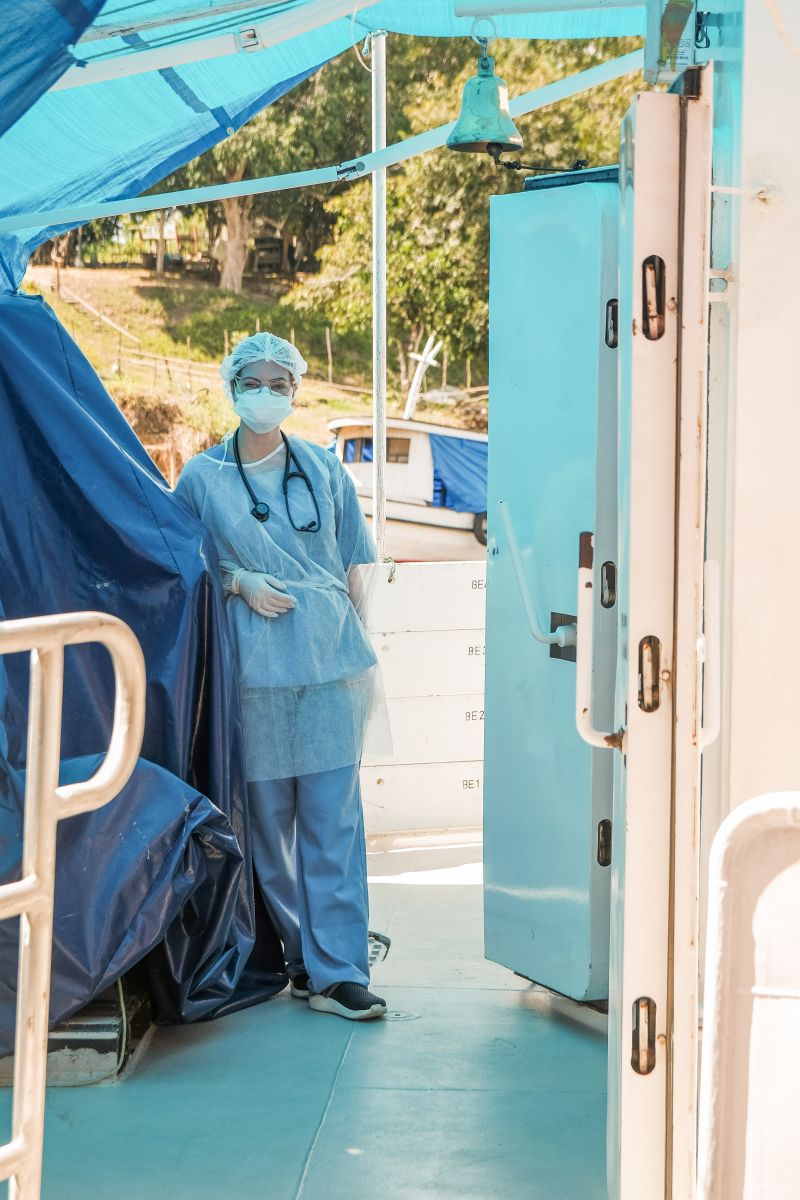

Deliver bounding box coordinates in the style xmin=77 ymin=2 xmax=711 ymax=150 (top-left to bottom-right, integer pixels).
xmin=220 ymin=332 xmax=309 ymax=398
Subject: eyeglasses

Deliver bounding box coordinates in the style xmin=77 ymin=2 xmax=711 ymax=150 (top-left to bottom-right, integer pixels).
xmin=236 ymin=376 xmax=295 ymax=396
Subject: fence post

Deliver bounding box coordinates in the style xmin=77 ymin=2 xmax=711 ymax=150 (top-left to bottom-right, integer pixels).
xmin=325 ymin=326 xmax=334 ymax=384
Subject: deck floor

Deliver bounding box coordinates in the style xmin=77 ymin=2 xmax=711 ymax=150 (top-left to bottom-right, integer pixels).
xmin=2 ymin=835 xmax=607 ymax=1199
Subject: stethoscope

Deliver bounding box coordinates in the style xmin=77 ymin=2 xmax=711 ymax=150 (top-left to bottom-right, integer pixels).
xmin=232 ymin=428 xmax=321 ymax=533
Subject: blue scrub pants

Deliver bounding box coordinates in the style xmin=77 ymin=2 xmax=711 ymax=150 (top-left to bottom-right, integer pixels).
xmin=247 ymin=763 xmax=370 ymax=994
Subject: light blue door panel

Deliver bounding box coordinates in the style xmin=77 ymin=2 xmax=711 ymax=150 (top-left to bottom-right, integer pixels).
xmin=484 ymin=176 xmax=619 ymax=1003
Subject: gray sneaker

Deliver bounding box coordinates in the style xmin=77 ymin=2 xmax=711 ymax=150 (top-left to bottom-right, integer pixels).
xmin=308 ymin=983 xmax=387 ymax=1021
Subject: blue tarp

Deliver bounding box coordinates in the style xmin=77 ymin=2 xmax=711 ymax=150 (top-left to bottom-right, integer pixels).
xmin=342 ymin=431 xmax=485 ymax=511
xmin=344 ymin=437 xmax=373 ymax=464
xmin=0 ymin=0 xmax=106 ymax=140
xmin=429 ymin=433 xmax=488 ymax=514
xmin=0 ymin=1 xmax=646 ymax=288
xmin=0 ymin=288 xmax=286 ymax=1053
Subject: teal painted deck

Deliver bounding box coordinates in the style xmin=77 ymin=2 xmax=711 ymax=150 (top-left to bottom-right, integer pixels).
xmin=2 ymin=837 xmax=607 ymax=1199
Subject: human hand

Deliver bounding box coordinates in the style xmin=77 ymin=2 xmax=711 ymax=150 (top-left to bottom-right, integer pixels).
xmin=234 ymin=569 xmax=296 ymax=619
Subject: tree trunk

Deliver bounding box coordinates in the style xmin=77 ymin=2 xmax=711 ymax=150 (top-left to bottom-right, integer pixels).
xmin=219 ymin=194 xmax=254 ymax=293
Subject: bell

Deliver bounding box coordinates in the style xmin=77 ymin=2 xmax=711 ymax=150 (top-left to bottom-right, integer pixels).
xmin=446 ymin=52 xmax=523 ymax=155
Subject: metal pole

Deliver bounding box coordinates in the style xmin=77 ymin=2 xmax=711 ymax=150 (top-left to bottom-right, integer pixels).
xmin=371 ymin=30 xmax=388 ymax=559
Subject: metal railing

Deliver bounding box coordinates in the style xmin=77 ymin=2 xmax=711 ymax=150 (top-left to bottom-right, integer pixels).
xmin=0 ymin=613 xmax=145 ymax=1200
xmin=697 ymin=791 xmax=800 ymax=1199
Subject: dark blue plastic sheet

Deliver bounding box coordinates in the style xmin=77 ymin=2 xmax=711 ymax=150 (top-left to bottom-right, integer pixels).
xmin=429 ymin=434 xmax=488 ymax=513
xmin=0 ymin=287 xmax=286 ymax=1054
xmin=0 ymin=1 xmax=106 ymax=141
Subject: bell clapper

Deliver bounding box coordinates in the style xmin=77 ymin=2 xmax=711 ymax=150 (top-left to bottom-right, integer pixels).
xmin=486 ymin=143 xmax=591 ymax=175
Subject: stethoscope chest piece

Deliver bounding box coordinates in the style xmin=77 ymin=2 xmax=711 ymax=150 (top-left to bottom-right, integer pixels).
xmin=251 ymin=500 xmax=271 ymax=522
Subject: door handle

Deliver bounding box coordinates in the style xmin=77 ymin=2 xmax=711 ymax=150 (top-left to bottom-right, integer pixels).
xmin=496 ymin=499 xmax=576 ymax=650
xmin=575 ymin=532 xmax=624 ymax=751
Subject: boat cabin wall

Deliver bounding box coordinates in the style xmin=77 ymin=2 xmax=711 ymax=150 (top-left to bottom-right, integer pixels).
xmin=338 ymin=425 xmax=435 ymax=506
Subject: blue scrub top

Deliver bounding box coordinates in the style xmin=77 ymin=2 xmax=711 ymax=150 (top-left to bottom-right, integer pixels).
xmin=176 ymin=436 xmax=378 ymax=780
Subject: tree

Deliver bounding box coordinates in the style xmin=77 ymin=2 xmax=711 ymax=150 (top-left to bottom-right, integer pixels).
xmin=291 ymin=37 xmax=642 ymax=377
xmin=157 ymin=52 xmax=376 ymax=293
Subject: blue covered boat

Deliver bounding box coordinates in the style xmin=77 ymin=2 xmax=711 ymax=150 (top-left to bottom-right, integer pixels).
xmin=328 ymin=416 xmax=488 ymax=561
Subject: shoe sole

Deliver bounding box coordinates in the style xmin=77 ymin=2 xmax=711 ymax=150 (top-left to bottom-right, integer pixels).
xmin=290 ymin=984 xmax=310 ymax=999
xmin=308 ymin=995 xmax=387 ymax=1021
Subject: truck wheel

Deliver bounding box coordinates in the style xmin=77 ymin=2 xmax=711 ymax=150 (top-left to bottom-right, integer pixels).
xmin=473 ymin=511 xmax=488 ymax=546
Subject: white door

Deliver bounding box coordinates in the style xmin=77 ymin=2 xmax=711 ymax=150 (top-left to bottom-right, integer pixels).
xmin=608 ymin=69 xmax=712 ymax=1200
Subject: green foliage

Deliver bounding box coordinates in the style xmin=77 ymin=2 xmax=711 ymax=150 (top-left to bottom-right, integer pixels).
xmin=76 ymin=35 xmax=642 ymax=368
xmin=290 ymin=36 xmax=642 ymax=367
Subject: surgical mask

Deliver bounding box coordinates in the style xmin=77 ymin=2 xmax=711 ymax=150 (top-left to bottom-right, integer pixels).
xmin=233 ymin=385 xmax=294 ymax=434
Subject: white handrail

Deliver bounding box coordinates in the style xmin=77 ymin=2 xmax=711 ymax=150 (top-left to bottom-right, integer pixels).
xmin=575 ymin=532 xmax=623 ymax=751
xmin=496 ymin=499 xmax=576 ymax=650
xmin=698 ymin=792 xmax=800 ymax=1198
xmin=0 ymin=612 xmax=146 ymax=1200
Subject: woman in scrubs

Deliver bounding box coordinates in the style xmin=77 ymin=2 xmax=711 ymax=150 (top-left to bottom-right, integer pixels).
xmin=176 ymin=332 xmax=386 ymax=1021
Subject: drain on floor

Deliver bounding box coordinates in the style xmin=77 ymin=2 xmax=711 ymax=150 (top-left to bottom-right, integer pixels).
xmin=383 ymin=1010 xmax=420 ymax=1022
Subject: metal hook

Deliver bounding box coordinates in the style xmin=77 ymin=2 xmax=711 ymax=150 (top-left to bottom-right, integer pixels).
xmin=470 ymin=16 xmax=498 ymax=47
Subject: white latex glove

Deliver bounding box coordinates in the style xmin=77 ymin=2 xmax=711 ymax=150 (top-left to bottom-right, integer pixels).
xmin=232 ymin=569 xmax=296 ymax=619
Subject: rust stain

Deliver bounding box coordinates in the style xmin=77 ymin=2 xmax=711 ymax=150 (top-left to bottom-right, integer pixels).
xmin=579 ymin=532 xmax=594 ymax=570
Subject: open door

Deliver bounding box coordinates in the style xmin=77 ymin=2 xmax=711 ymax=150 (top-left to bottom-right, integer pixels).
xmin=607 ymin=68 xmax=712 ymax=1200
xmin=483 ymin=66 xmax=713 ymax=1199
xmin=483 ymin=169 xmax=619 ymax=1003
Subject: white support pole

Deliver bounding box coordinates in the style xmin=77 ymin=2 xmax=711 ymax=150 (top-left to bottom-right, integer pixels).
xmin=0 ymin=51 xmax=644 ymax=235
xmin=371 ymin=30 xmax=388 ymax=560
xmin=54 ymin=0 xmax=369 ymax=90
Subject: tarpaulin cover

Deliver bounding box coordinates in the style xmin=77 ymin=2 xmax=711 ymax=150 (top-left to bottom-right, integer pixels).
xmin=0 ymin=753 xmax=261 ymax=1058
xmin=0 ymin=286 xmax=286 ymax=1053
xmin=0 ymin=0 xmax=106 ymax=140
xmin=429 ymin=433 xmax=488 ymax=514
xmin=0 ymin=1 xmax=645 ymax=288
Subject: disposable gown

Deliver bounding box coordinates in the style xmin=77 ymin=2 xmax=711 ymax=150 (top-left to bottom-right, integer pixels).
xmin=175 ymin=438 xmax=381 ymax=781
